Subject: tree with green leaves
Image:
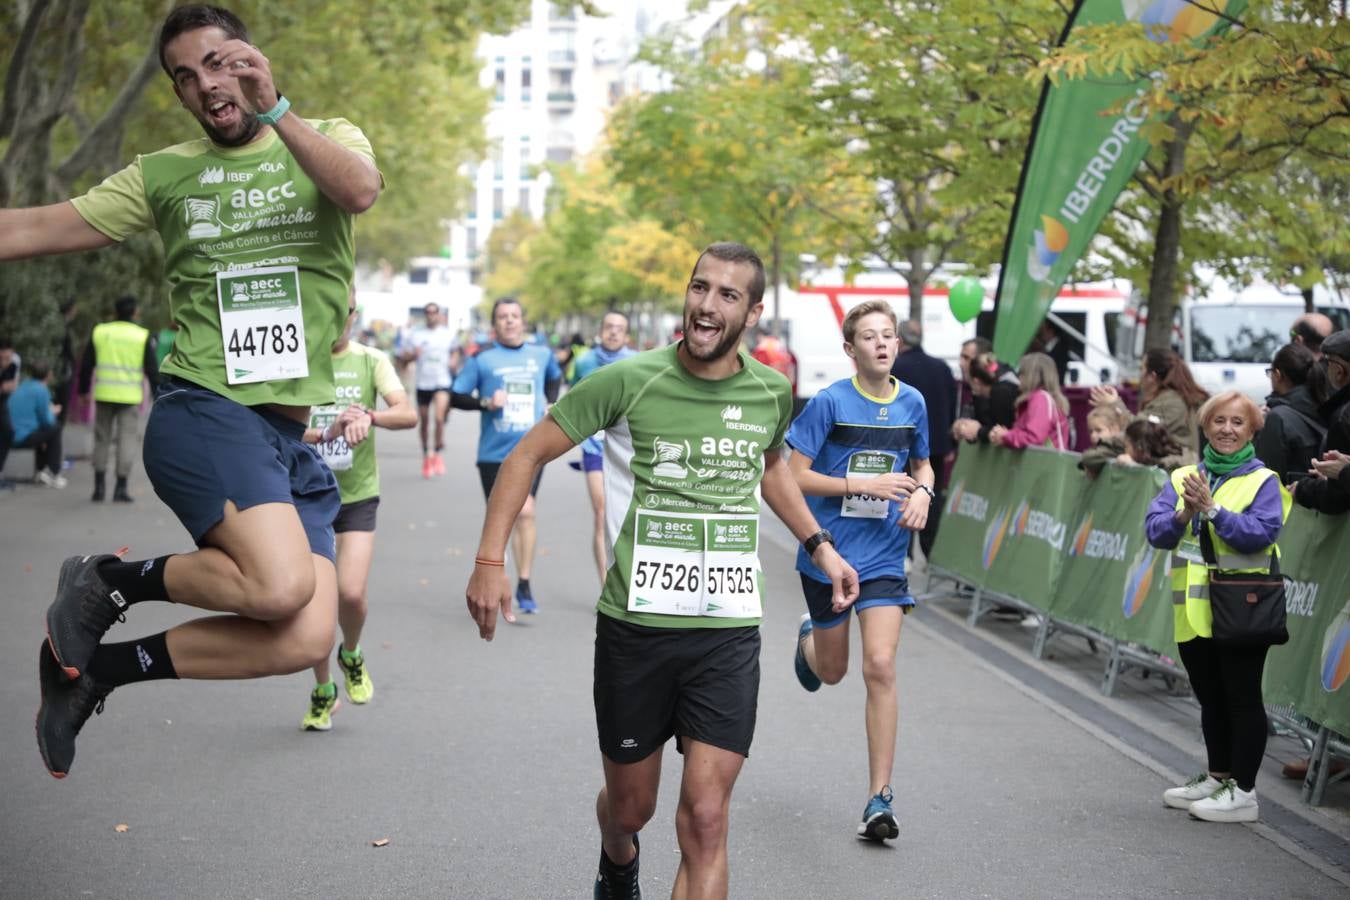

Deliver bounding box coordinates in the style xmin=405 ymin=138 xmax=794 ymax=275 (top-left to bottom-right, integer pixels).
xmin=1042 ymin=0 xmax=1350 ymax=348
xmin=749 ymin=0 xmax=1069 ymax=319
xmin=605 ymin=38 xmax=869 ymax=330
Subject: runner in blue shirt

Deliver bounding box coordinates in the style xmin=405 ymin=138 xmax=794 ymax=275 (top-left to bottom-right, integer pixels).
xmin=451 ymin=298 xmax=562 ymax=613
xmin=786 ymin=299 xmax=935 ymax=842
xmin=570 ymin=310 xmax=637 ymax=586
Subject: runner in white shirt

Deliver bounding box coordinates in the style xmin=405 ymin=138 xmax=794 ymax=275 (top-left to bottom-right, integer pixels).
xmin=399 ymin=302 xmax=455 ymax=477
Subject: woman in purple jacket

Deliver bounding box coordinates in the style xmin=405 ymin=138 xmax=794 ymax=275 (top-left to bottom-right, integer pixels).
xmin=1144 ymin=391 xmax=1290 ymax=824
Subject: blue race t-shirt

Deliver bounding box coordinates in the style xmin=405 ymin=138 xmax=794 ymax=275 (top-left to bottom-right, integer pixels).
xmin=786 ymin=375 xmax=930 ymax=584
xmin=453 ymin=341 xmax=562 ymax=463
xmin=573 ymin=345 xmax=637 ymax=455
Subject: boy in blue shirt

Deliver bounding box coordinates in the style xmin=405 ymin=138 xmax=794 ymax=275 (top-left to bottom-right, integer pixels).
xmin=8 ymin=358 xmax=66 ymax=488
xmin=451 ymin=298 xmax=562 ymax=612
xmin=786 ymin=300 xmax=935 ymax=841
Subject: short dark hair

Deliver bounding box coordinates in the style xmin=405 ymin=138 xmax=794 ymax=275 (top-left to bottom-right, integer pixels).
xmin=159 ymin=5 xmax=251 ymax=76
xmin=114 ymin=296 xmax=138 ymax=320
xmin=27 ymin=358 xmax=50 ymax=381
xmin=492 ymin=297 xmax=524 ymax=320
xmin=1271 ymin=342 xmax=1315 ymax=385
xmin=690 ymin=242 xmax=766 ymax=306
xmin=58 ymin=297 xmax=76 ymax=315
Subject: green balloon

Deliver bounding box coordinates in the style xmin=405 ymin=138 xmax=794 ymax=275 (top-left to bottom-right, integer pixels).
xmin=948 ymin=277 xmax=984 ymax=323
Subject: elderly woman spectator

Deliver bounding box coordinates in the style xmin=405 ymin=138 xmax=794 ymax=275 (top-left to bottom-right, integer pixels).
xmin=988 ymin=352 xmax=1070 ymax=451
xmin=1145 ymin=391 xmax=1291 ymax=823
xmin=952 ymin=347 xmax=1018 ymax=445
xmin=1254 ymin=343 xmax=1325 ymax=484
xmin=1093 ymin=349 xmax=1208 ymax=457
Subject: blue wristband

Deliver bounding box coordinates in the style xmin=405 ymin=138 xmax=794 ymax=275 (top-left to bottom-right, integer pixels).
xmin=256 ymin=94 xmax=290 ymax=126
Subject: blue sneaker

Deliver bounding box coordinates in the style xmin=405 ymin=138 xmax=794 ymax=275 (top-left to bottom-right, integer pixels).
xmin=516 ymin=582 xmax=538 ymax=614
xmin=857 ymin=786 xmax=898 ymax=841
xmin=794 ymin=613 xmax=821 ymax=692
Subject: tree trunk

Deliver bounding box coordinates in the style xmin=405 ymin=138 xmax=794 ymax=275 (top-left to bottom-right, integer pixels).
xmin=1143 ymin=126 xmax=1193 ymax=353
xmin=771 ymin=232 xmax=782 ymax=338
xmin=1302 ymin=285 xmax=1315 ymax=313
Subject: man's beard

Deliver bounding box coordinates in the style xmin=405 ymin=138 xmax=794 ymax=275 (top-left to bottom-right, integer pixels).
xmin=683 ymin=313 xmax=747 ymax=363
xmin=200 ymin=111 xmax=262 ymax=148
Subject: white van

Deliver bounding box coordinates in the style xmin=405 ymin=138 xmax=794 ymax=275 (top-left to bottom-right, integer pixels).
xmin=1117 ymin=280 xmax=1350 ymax=401
xmin=774 ymin=272 xmax=1130 ymax=400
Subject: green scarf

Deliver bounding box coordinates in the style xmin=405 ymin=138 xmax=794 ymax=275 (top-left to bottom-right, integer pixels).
xmin=1202 ymin=441 xmax=1255 ymax=475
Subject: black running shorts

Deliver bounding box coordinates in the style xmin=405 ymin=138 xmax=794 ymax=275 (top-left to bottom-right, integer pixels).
xmin=332 ymin=496 xmax=379 ymax=534
xmin=593 ymin=613 xmax=760 ymax=764
xmin=476 ymin=461 xmax=542 ymax=499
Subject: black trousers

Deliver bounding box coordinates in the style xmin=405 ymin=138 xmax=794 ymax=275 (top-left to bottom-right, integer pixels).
xmin=16 ymin=424 xmax=62 ymax=475
xmin=915 ymin=453 xmax=948 ymax=559
xmin=1177 ymin=636 xmax=1270 ymax=791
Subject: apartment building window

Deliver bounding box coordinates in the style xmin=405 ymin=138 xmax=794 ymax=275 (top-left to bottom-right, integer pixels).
xmin=466 ymin=226 xmax=478 ymax=260
xmin=493 ymin=188 xmax=504 ymax=220
xmin=492 ymin=144 xmax=503 ymax=181
xmin=519 ymin=137 xmax=532 ymax=175
xmin=548 ymin=67 xmax=574 ymax=103
xmin=520 ymin=66 xmax=532 ymax=103
xmin=548 ymin=29 xmax=576 ymax=64
xmin=518 ymin=187 xmax=531 ymax=213
xmin=493 ymin=68 xmax=505 ymax=102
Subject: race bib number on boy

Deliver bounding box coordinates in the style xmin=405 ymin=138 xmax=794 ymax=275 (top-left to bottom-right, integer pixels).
xmin=628 ymin=511 xmax=761 ymax=618
xmin=841 ymin=451 xmax=897 ymax=519
xmin=217 ymin=266 xmax=308 ymax=385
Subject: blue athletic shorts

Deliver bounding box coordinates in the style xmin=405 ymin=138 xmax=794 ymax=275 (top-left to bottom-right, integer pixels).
xmin=581 ymin=449 xmax=604 ymax=472
xmin=800 ymin=573 xmax=913 ymax=630
xmin=143 ymin=379 xmax=339 ymax=562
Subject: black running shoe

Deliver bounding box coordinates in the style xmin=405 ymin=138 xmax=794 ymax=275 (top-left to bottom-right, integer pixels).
xmin=46 ymin=554 xmax=127 ymax=679
xmin=594 ymin=833 xmax=642 ymax=899
xmin=36 ymin=641 xmax=113 ymax=778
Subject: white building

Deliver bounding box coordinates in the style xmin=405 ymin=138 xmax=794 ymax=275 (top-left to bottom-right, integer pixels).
xmin=433 ymin=1 xmax=691 ymax=300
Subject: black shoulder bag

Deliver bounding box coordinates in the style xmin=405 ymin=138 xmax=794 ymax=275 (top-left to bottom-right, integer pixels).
xmin=1199 ymin=522 xmax=1289 ymax=647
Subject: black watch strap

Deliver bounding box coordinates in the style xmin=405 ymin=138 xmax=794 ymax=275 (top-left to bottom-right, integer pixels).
xmin=803 ymin=529 xmax=834 ymax=557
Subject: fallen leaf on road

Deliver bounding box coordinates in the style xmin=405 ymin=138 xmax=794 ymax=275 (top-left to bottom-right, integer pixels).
xmin=372 ymin=838 xmax=390 ymax=847
xmin=114 ymin=824 xmax=129 ymax=833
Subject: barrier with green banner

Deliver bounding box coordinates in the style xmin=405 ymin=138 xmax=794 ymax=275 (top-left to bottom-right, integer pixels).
xmin=1262 ymin=510 xmax=1350 ymax=738
xmin=930 ymin=444 xmax=1349 ymax=737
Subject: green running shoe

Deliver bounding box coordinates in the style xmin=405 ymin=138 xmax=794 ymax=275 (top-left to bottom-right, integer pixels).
xmin=301 ymin=683 xmax=340 ymax=731
xmin=337 ymin=647 xmax=374 ymax=704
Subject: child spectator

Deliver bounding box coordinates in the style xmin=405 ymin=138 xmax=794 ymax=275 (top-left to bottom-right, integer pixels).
xmin=1078 ymin=404 xmax=1129 ymax=478
xmin=6 ymin=357 xmax=65 ymax=487
xmin=1122 ymin=419 xmax=1190 ymax=472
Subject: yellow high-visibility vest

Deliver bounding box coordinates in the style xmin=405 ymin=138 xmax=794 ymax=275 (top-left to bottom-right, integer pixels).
xmin=92 ymin=320 xmax=150 ymax=404
xmin=1168 ymin=464 xmax=1292 ymax=642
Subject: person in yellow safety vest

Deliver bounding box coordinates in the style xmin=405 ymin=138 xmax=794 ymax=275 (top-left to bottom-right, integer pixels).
xmin=1145 ymin=390 xmax=1291 ymax=825
xmin=79 ymin=295 xmax=158 ymax=502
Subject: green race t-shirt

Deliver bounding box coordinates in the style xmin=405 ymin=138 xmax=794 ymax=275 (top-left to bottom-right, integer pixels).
xmin=308 ymin=341 xmax=402 ymax=504
xmin=70 ymin=119 xmax=375 ymax=407
xmin=550 ymin=343 xmax=793 ymax=629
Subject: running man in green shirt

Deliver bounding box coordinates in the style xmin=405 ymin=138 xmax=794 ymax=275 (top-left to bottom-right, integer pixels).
xmin=300 ymin=288 xmax=415 ymax=731
xmin=465 ymin=243 xmax=859 ymax=900
xmin=0 ymin=5 xmax=382 ymax=777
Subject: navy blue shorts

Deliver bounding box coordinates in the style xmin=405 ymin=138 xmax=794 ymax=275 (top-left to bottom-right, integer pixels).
xmin=143 ymin=379 xmax=339 ymax=562
xmin=800 ymin=573 xmax=913 ymax=630
xmin=581 ymin=449 xmax=604 ymax=473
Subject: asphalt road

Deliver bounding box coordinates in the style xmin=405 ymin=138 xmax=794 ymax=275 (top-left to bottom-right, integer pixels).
xmin=1 ymin=417 xmax=1348 ymax=899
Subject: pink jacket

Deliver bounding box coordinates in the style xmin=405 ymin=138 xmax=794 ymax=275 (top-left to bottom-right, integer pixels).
xmin=1001 ymin=389 xmax=1070 ymax=450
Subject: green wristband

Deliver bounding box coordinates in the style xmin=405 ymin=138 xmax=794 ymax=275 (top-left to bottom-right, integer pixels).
xmin=256 ymin=94 xmax=290 ymax=126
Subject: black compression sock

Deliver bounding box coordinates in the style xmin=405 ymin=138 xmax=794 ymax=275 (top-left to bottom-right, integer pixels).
xmin=517 ymin=577 xmax=532 ymax=596
xmin=87 ymin=632 xmax=178 ymax=687
xmin=97 ymin=556 xmax=173 ymax=604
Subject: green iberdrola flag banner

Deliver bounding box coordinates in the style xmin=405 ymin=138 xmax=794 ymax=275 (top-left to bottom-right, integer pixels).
xmin=992 ymin=1 xmax=1248 ymax=363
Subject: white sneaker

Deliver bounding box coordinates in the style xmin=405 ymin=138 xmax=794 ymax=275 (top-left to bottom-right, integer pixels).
xmin=1188 ymin=778 xmax=1258 ymax=823
xmin=34 ymin=470 xmax=68 ymax=489
xmin=1163 ymin=773 xmax=1223 ymax=809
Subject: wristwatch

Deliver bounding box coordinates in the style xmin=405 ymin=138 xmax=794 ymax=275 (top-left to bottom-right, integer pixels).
xmin=803 ymin=529 xmax=835 ymax=556
xmin=916 ymin=484 xmax=936 ymax=501
xmin=1203 ymin=505 xmax=1222 ymax=521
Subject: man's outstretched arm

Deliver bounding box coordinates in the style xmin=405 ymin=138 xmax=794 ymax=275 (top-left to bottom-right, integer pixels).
xmin=0 ymin=203 xmax=115 ymax=261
